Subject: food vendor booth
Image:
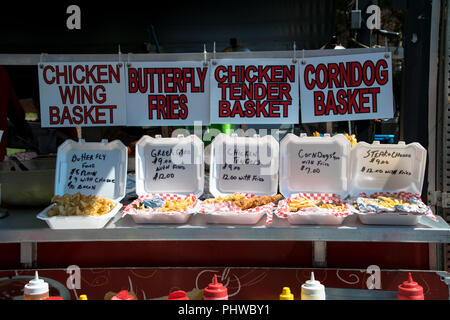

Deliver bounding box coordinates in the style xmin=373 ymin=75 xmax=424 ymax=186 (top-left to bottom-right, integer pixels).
xmin=0 ymin=0 xmax=449 ymax=303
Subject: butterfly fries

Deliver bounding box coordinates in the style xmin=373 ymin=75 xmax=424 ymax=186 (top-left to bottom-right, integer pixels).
xmin=47 ymin=192 xmax=115 ymax=217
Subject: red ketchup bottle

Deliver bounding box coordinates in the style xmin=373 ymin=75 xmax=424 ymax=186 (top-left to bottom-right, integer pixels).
xmin=111 ymin=290 xmax=135 ymax=300
xmin=40 ymin=296 xmax=63 ymax=300
xmin=397 ymin=273 xmax=424 ymax=300
xmin=203 ymin=275 xmax=228 ymax=300
xmin=167 ymin=290 xmax=190 ymax=300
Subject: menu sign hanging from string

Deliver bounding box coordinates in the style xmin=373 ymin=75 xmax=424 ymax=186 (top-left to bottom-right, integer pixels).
xmin=38 ymin=62 xmax=127 ymax=127
xmin=209 ymin=59 xmax=300 ymax=124
xmin=298 ymin=52 xmax=394 ymax=123
xmin=125 ymin=61 xmax=210 ymax=126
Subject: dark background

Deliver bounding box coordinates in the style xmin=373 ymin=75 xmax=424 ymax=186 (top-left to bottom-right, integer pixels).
xmin=0 ymin=0 xmax=335 ymax=54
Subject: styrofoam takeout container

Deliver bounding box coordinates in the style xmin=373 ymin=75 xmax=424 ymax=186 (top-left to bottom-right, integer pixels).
xmin=357 ymin=211 xmax=422 ymax=225
xmin=349 ymin=141 xmax=427 ymax=225
xmin=202 ymin=211 xmax=265 ymax=225
xmin=204 ymin=133 xmax=279 ymax=224
xmin=37 ymin=202 xmax=122 ymax=229
xmin=124 ymin=134 xmax=204 ymax=224
xmin=277 ymin=134 xmax=351 ymax=225
xmin=37 ymin=139 xmax=127 ymax=229
xmin=287 ymin=212 xmax=347 ymax=225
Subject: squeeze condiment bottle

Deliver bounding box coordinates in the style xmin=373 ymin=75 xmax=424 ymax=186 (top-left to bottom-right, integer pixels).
xmin=279 ymin=287 xmax=294 ymax=300
xmin=23 ymin=271 xmax=50 ymax=300
xmin=301 ymin=272 xmax=326 ymax=300
xmin=111 ymin=290 xmax=135 ymax=300
xmin=40 ymin=296 xmax=63 ymax=300
xmin=397 ymin=273 xmax=424 ymax=300
xmin=167 ymin=290 xmax=190 ymax=300
xmin=203 ymin=275 xmax=228 ymax=300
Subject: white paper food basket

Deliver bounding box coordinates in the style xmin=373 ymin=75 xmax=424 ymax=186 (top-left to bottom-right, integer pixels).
xmin=205 ymin=133 xmax=279 ymax=225
xmin=349 ymin=141 xmax=427 ymax=225
xmin=278 ymin=134 xmax=351 ymax=225
xmin=37 ymin=139 xmax=127 ymax=229
xmin=127 ymin=134 xmax=204 ymax=224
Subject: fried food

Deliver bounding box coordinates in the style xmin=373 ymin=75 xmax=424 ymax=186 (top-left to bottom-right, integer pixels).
xmin=356 ymin=195 xmax=406 ymax=213
xmin=288 ymin=197 xmax=347 ymax=212
xmin=203 ymin=193 xmax=246 ymax=204
xmin=134 ymin=197 xmax=194 ymax=212
xmin=159 ymin=198 xmax=193 ymax=212
xmin=205 ymin=193 xmax=282 ymax=210
xmin=312 ymin=132 xmax=357 ymax=147
xmin=47 ymin=192 xmax=115 ymax=217
xmin=375 ymin=196 xmax=403 ymax=207
xmin=234 ymin=194 xmax=282 ymax=210
xmin=344 ymin=133 xmax=357 ymax=147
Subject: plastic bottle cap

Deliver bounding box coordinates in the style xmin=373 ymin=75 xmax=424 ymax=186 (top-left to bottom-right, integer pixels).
xmin=203 ymin=275 xmax=228 ymax=300
xmin=40 ymin=296 xmax=63 ymax=300
xmin=167 ymin=290 xmax=190 ymax=300
xmin=279 ymin=287 xmax=294 ymax=300
xmin=301 ymin=272 xmax=325 ymax=296
xmin=398 ymin=273 xmax=424 ymax=299
xmin=112 ymin=290 xmax=135 ymax=300
xmin=24 ymin=271 xmax=49 ymax=296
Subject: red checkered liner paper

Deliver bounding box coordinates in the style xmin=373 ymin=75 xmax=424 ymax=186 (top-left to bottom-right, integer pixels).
xmin=4 ymin=152 xmax=38 ymax=162
xmin=275 ymin=193 xmax=353 ymax=219
xmin=199 ymin=193 xmax=275 ymax=225
xmin=122 ymin=193 xmax=198 ymax=216
xmin=356 ymin=191 xmax=439 ymax=222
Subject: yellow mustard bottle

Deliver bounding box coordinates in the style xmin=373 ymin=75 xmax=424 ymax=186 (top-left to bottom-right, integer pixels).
xmin=279 ymin=287 xmax=294 ymax=300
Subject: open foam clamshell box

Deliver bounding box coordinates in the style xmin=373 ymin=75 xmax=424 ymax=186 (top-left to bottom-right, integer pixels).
xmin=276 ymin=133 xmax=352 ymax=225
xmin=349 ymin=141 xmax=432 ymax=226
xmin=122 ymin=134 xmax=204 ymax=224
xmin=201 ymin=133 xmax=279 ymax=225
xmin=37 ymin=139 xmax=127 ymax=229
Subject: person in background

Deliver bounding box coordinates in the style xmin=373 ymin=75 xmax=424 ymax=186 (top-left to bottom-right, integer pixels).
xmin=0 ymin=66 xmax=33 ymax=162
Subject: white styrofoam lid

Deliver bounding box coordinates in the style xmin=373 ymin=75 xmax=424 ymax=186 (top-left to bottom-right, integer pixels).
xmin=279 ymin=134 xmax=350 ymax=198
xmin=135 ymin=134 xmax=204 ymax=197
xmin=54 ymin=139 xmax=128 ymax=202
xmin=209 ymin=133 xmax=279 ymax=198
xmin=349 ymin=141 xmax=427 ymax=197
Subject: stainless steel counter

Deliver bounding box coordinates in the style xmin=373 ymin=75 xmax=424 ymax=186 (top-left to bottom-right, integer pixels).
xmin=0 ymin=208 xmax=449 ymax=243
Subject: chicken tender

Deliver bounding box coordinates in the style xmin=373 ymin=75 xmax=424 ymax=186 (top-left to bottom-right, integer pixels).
xmin=235 ymin=194 xmax=282 ymax=210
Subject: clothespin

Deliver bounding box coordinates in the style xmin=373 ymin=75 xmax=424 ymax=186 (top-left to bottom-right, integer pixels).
xmin=212 ymin=41 xmax=217 ymax=65
xmin=292 ymin=41 xmax=297 ymax=64
xmin=118 ymin=45 xmax=122 ymax=68
xmin=203 ymin=44 xmax=208 ymax=67
xmin=39 ymin=53 xmax=47 ymax=69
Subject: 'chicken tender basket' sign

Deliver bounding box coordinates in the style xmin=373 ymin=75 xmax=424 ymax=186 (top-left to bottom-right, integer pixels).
xmin=38 ymin=62 xmax=127 ymax=127
xmin=299 ymin=52 xmax=394 ymax=123
xmin=210 ymin=59 xmax=300 ymax=124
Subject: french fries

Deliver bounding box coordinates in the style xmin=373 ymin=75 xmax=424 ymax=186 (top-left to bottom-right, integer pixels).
xmin=204 ymin=193 xmax=281 ymax=210
xmin=47 ymin=192 xmax=115 ymax=217
xmin=375 ymin=196 xmax=404 ymax=207
xmin=134 ymin=197 xmax=194 ymax=212
xmin=203 ymin=193 xmax=246 ymax=204
xmin=159 ymin=198 xmax=194 ymax=212
xmin=288 ymin=197 xmax=347 ymax=212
